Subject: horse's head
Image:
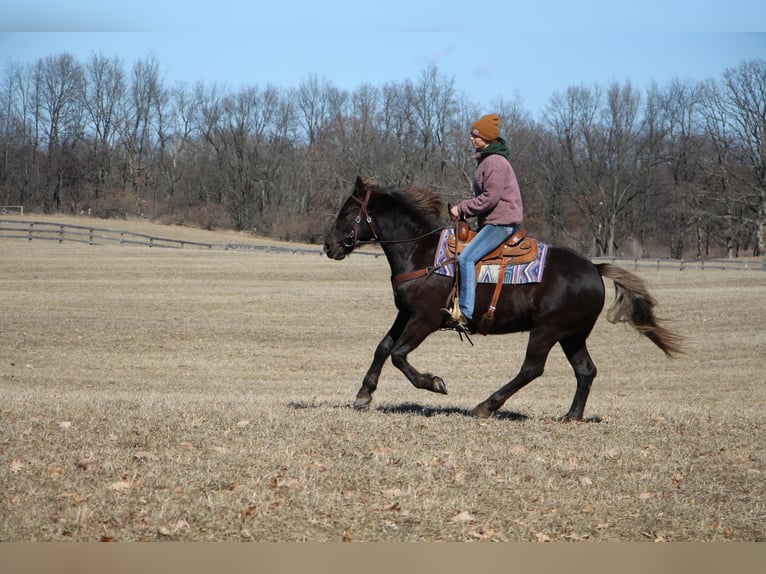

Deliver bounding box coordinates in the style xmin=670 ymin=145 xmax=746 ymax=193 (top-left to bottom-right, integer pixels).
xmin=323 ymin=176 xmax=379 ymax=260
xmin=324 ymin=176 xmax=447 ymax=260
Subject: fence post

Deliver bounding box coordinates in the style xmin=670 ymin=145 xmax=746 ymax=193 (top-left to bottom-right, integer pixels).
xmin=59 ymin=225 xmax=65 ymax=244
xmin=89 ymin=228 xmax=94 ymax=245
xmin=28 ymin=222 xmax=33 ymax=241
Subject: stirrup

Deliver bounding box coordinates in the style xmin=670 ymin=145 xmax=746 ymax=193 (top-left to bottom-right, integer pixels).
xmin=439 ymin=308 xmax=474 ymax=345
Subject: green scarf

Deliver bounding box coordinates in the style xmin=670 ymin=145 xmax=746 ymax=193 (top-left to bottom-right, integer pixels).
xmin=478 ymin=137 xmax=511 ymax=160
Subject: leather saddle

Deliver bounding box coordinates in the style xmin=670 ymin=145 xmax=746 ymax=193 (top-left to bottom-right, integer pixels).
xmin=447 ymin=221 xmax=538 ymax=266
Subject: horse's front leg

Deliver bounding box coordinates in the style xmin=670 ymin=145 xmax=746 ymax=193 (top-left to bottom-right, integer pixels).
xmin=353 ymin=312 xmax=409 ymax=410
xmin=354 ymin=311 xmax=445 ymax=410
xmin=389 ymin=315 xmax=447 ymax=396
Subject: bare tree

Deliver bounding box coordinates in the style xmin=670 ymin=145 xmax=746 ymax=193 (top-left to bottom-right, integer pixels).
xmin=544 ymin=82 xmax=661 ymax=256
xmin=82 ymin=53 xmax=125 ymax=200
xmin=0 ymin=62 xmax=39 ymax=206
xmin=120 ymin=54 xmax=163 ymax=201
xmin=35 ymin=53 xmax=85 ymax=211
xmin=720 ymin=59 xmax=766 ymax=256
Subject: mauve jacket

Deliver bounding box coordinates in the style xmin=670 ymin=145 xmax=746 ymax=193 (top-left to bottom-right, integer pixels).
xmin=457 ymin=154 xmax=524 ymax=227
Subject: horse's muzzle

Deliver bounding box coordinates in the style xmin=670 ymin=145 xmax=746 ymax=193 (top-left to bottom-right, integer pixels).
xmin=323 ymin=240 xmax=347 ymax=260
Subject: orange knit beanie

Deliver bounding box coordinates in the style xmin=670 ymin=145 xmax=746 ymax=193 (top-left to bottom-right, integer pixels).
xmin=470 ymin=113 xmax=500 ymax=142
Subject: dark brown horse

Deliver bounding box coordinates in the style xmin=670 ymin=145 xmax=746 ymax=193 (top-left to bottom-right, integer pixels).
xmin=324 ymin=177 xmax=683 ymax=420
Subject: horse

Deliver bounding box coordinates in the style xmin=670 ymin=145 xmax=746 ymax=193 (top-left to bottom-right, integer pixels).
xmin=323 ymin=177 xmax=683 ymax=420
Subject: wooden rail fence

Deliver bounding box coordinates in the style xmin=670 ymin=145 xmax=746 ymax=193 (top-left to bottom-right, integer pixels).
xmin=1 ymin=218 xmax=763 ymax=269
xmin=0 ymin=218 xmax=325 ymax=256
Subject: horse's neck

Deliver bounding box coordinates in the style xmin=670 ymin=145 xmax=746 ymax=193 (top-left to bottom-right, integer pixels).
xmin=379 ymin=223 xmax=441 ymax=277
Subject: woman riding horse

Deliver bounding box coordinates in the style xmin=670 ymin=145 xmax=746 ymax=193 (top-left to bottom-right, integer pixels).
xmin=444 ymin=113 xmax=524 ymax=333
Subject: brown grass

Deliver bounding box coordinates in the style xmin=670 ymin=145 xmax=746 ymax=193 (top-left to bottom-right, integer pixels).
xmin=1 ymin=221 xmax=764 ymax=542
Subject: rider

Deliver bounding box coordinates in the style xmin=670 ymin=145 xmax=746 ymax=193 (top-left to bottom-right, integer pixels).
xmin=442 ymin=113 xmax=524 ymax=332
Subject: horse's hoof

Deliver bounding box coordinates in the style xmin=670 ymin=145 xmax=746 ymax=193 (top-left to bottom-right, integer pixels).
xmin=470 ymin=403 xmax=493 ymax=419
xmin=353 ymin=396 xmax=372 ymax=410
xmin=432 ymin=376 xmax=448 ymax=395
xmin=560 ymin=413 xmax=583 ymax=423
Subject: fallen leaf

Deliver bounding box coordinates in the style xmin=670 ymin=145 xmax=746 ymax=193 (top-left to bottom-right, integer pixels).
xmin=603 ymin=448 xmax=620 ymax=459
xmin=383 ymin=488 xmax=403 ymax=498
xmin=639 ymin=491 xmax=653 ymax=500
xmin=58 ymin=421 xmax=72 ymax=429
xmin=110 ymin=480 xmax=132 ymax=491
xmin=133 ymin=451 xmax=159 ymax=462
xmin=371 ymin=447 xmax=392 ymax=458
xmin=564 ymin=457 xmax=579 ymax=471
xmin=10 ymin=460 xmax=23 ymax=474
xmin=276 ymin=478 xmax=303 ymax=490
xmin=469 ymin=527 xmax=496 ymax=540
xmin=578 ymin=476 xmax=593 ymax=486
xmin=236 ymin=420 xmax=250 ymax=428
xmin=449 ymin=510 xmax=476 ymax=523
xmin=564 ymin=532 xmax=582 ymax=541
xmin=536 ymin=532 xmax=551 ymax=542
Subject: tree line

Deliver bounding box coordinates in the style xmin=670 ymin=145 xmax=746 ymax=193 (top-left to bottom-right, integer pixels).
xmin=1 ymin=53 xmax=764 ymax=258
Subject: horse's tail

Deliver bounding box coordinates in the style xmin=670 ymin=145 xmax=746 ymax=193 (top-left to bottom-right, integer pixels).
xmin=597 ymin=263 xmax=684 ymax=358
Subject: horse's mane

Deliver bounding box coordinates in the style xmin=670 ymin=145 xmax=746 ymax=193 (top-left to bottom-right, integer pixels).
xmin=371 ymin=182 xmax=446 ymax=224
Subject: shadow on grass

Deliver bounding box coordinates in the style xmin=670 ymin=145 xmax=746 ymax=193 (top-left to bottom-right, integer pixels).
xmin=375 ymin=402 xmax=530 ymax=421
xmin=287 ymin=400 xmax=530 ymax=421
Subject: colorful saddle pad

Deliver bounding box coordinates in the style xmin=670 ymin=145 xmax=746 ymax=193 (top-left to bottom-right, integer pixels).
xmin=434 ymin=229 xmax=549 ymax=284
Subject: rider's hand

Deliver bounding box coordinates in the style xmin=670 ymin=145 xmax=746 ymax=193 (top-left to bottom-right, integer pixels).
xmin=449 ymin=204 xmax=460 ymax=221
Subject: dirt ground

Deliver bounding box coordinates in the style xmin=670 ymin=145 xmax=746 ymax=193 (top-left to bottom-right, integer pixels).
xmin=1 ymin=221 xmax=764 ymax=542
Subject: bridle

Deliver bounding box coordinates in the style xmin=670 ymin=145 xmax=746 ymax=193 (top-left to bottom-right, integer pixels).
xmin=342 ymin=187 xmax=379 ymax=248
xmin=342 ymin=187 xmax=446 ymax=249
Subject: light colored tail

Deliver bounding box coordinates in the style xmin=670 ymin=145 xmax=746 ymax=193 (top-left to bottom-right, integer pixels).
xmin=597 ymin=263 xmax=684 ymax=358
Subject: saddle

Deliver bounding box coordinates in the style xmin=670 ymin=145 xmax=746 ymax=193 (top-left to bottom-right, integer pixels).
xmin=446 ymin=221 xmax=538 ymax=266
xmin=445 ymin=221 xmax=539 ymax=336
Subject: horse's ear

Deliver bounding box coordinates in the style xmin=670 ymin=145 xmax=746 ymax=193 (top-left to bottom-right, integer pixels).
xmin=353 ymin=176 xmax=366 ymax=198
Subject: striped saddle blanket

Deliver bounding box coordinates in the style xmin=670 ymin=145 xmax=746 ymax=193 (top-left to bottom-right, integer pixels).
xmin=433 ymin=229 xmax=549 ymax=284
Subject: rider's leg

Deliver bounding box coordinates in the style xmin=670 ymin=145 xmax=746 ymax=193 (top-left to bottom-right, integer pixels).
xmin=458 ymin=224 xmax=517 ymax=320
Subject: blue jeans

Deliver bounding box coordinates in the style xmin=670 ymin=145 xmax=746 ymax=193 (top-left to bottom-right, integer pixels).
xmin=458 ymin=224 xmax=517 ymax=319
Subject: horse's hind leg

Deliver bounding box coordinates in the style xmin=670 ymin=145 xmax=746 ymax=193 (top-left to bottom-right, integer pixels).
xmin=354 ymin=312 xmax=409 ymax=409
xmin=559 ymin=333 xmax=597 ymax=421
xmin=471 ymin=331 xmax=555 ymax=418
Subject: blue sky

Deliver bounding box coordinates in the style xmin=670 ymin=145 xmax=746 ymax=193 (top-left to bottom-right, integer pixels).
xmin=1 ymin=2 xmax=764 ymax=116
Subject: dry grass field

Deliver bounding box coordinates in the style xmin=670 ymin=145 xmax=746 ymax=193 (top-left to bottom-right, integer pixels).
xmin=1 ymin=216 xmax=764 ymax=542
